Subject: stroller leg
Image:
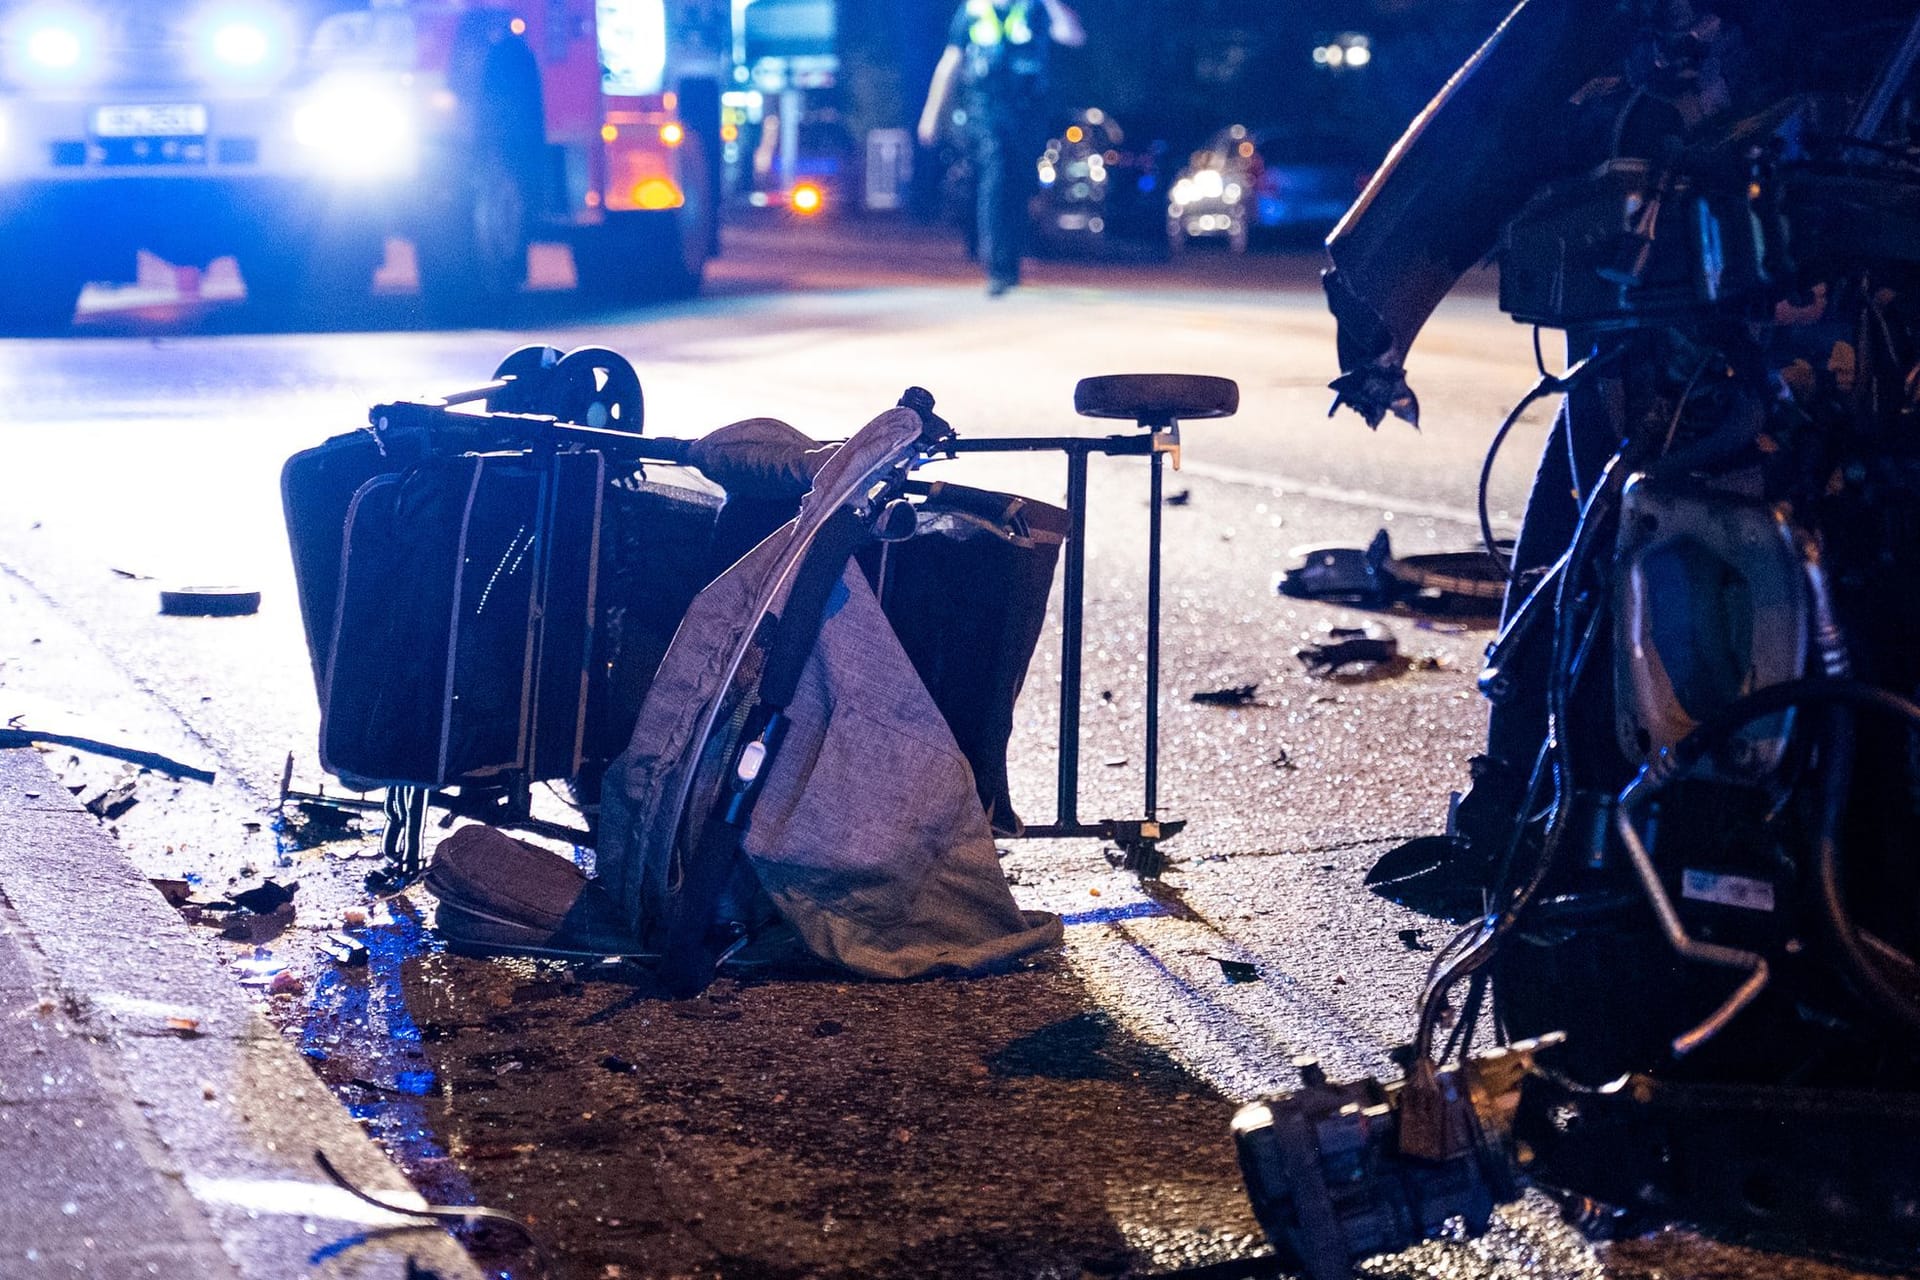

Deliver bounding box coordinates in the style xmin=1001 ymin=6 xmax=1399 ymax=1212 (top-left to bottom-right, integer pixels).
xmin=369 ymin=785 xmax=432 ymax=895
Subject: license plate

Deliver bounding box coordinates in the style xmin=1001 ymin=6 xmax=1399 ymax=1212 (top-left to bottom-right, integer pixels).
xmin=93 ymin=103 xmax=208 ymax=138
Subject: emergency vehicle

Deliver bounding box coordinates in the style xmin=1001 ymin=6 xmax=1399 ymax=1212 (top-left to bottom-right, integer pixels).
xmin=0 ymin=1 xmax=727 ymax=327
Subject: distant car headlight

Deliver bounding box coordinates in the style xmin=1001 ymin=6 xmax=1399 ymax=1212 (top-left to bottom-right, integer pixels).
xmin=7 ymin=6 xmax=102 ymax=85
xmin=1192 ymin=169 xmax=1225 ymax=199
xmin=293 ymin=78 xmax=418 ymax=179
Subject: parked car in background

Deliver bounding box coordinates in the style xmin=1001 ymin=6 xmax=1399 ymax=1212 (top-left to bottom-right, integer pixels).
xmin=1167 ymin=123 xmax=1372 ymax=253
xmin=1031 ymin=108 xmax=1165 ymax=256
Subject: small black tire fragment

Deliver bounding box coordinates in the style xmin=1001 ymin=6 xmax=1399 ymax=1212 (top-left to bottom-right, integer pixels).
xmin=160 ymin=586 xmax=261 ymax=617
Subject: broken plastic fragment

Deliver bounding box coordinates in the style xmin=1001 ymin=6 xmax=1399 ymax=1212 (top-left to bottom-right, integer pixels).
xmin=1214 ymin=956 xmax=1261 ymax=984
xmin=1297 ymin=623 xmax=1400 ymax=675
xmin=234 ymin=947 xmax=285 ymax=986
xmin=1191 ymin=683 xmax=1259 ymax=706
xmin=321 ymin=933 xmax=369 ymax=967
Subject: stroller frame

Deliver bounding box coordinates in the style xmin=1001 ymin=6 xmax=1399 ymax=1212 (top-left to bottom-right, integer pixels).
xmin=283 ymin=367 xmax=1237 ymax=881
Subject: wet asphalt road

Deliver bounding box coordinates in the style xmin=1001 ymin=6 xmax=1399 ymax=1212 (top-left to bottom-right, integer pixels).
xmin=0 ymin=220 xmax=1870 ymax=1279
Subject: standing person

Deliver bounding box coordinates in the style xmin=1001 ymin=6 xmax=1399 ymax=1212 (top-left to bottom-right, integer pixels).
xmin=918 ymin=0 xmax=1085 ymax=296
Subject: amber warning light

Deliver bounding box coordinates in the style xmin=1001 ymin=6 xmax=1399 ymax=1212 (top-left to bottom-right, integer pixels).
xmin=790 ymin=182 xmax=824 ymax=215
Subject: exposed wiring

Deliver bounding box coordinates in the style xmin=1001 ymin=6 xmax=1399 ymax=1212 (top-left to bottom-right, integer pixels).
xmin=1478 ymin=379 xmax=1561 ymax=576
xmin=1477 ymin=346 xmax=1613 ymax=580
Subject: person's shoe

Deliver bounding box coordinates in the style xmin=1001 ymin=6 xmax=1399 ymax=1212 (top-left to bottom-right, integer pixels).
xmin=987 ymin=277 xmax=1016 ymax=297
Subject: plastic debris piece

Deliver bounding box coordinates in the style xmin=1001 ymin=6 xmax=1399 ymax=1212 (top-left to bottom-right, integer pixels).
xmin=234 ymin=947 xmax=285 ymax=986
xmin=159 ymin=585 xmax=261 ymax=617
xmin=1277 ymin=530 xmax=1392 ymax=604
xmin=165 ymin=1016 xmax=202 ymax=1037
xmin=1214 ymin=956 xmax=1261 ymax=984
xmin=601 ymin=1054 xmax=639 ymax=1074
xmin=321 ymin=933 xmax=369 ymax=967
xmin=1191 ymin=683 xmax=1259 ymax=706
xmin=83 ymin=776 xmax=140 ymax=820
xmin=229 ymin=878 xmax=298 ymax=914
xmin=1297 ymin=623 xmax=1401 ymax=676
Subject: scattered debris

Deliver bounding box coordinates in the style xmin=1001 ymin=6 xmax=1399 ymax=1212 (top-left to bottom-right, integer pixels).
xmin=1214 ymin=956 xmax=1261 ymax=984
xmin=600 ymin=1054 xmax=639 ymax=1075
xmin=1103 ymin=755 xmax=1129 ymax=767
xmin=321 ymin=933 xmax=370 ymax=967
xmin=1277 ymin=531 xmax=1392 ymax=604
xmin=82 ymin=775 xmax=140 ymax=820
xmin=159 ymin=585 xmax=262 ymax=617
xmin=1269 ymin=749 xmax=1297 ymax=771
xmin=233 ymin=947 xmax=285 ymax=986
xmin=149 ymin=878 xmax=193 ymax=907
xmin=108 ymin=566 xmax=154 ymax=581
xmin=1297 ymin=623 xmax=1401 ymax=676
xmin=229 ymin=878 xmax=298 ymax=915
xmin=269 ymin=970 xmax=305 ymax=997
xmin=165 ymin=1016 xmax=202 ymax=1037
xmin=1398 ymin=928 xmax=1433 ymax=952
xmin=1277 ymin=529 xmax=1506 ymax=617
xmin=1190 ymin=683 xmax=1259 ymax=706
xmin=813 ymin=1019 xmax=845 ymax=1038
xmin=1166 ymin=488 xmax=1192 ymax=507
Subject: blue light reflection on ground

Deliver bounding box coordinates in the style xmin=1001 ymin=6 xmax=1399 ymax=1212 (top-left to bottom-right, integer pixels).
xmin=299 ymin=907 xmax=477 ymax=1202
xmin=1060 ymin=899 xmax=1172 ymax=927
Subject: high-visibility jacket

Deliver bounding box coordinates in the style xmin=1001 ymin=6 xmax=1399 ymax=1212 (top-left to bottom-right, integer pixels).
xmin=960 ymin=0 xmax=1049 ymax=104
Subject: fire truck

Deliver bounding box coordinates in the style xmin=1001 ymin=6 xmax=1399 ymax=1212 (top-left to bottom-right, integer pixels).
xmin=0 ymin=1 xmax=728 ymax=328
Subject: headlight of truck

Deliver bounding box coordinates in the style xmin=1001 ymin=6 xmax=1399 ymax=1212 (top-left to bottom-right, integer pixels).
xmin=309 ymin=11 xmax=418 ymax=70
xmin=293 ymin=78 xmax=417 ymax=179
xmin=5 ymin=5 xmax=104 ymax=86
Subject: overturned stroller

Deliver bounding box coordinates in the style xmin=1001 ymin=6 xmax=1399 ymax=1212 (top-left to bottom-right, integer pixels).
xmin=283 ymin=346 xmax=1235 ymax=994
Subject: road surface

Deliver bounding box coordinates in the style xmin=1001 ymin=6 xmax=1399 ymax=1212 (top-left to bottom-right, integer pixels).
xmin=0 ymin=219 xmax=1851 ymax=1280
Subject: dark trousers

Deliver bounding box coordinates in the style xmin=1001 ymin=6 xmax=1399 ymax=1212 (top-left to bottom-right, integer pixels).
xmin=972 ymin=125 xmax=1032 ymax=287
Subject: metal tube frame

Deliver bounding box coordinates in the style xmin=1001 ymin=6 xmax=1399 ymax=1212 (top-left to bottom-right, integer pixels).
xmin=940 ymin=431 xmax=1183 ymax=872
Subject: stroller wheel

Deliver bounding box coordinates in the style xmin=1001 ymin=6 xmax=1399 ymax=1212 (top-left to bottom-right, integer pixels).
xmin=550 ymin=346 xmax=644 ymax=433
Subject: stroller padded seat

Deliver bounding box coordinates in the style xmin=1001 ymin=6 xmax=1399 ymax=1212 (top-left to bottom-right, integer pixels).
xmin=425 ymin=825 xmax=641 ymax=958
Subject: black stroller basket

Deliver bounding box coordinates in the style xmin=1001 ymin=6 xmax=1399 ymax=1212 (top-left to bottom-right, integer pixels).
xmin=281 ymin=348 xmax=722 ymax=882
